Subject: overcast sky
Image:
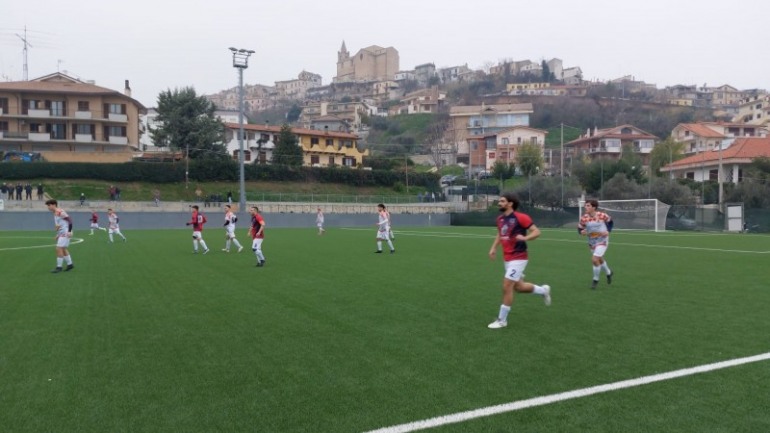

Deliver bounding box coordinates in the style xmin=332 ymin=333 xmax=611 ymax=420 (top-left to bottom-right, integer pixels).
xmin=3 ymin=0 xmax=769 ymax=107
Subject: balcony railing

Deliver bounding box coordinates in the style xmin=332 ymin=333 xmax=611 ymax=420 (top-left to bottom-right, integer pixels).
xmin=0 ymin=131 xmax=28 ymax=139
xmin=28 ymin=109 xmax=51 ymax=118
xmin=107 ymin=113 xmax=128 ymax=122
xmin=75 ymin=111 xmax=92 ymax=119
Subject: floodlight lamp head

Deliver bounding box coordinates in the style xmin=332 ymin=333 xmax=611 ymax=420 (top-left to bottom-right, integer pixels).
xmin=228 ymin=47 xmax=237 ymax=52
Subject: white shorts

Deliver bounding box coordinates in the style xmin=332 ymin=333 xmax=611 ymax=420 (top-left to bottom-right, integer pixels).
xmin=90 ymin=223 xmax=99 ymax=229
xmin=592 ymin=245 xmax=608 ymax=258
xmin=109 ymin=228 xmax=122 ymax=235
xmin=376 ymin=229 xmax=390 ymax=240
xmin=251 ymin=238 xmax=263 ymax=250
xmin=503 ymin=260 xmax=528 ymax=282
xmin=226 ymin=226 xmax=236 ymax=238
xmin=56 ymin=236 xmax=71 ymax=248
xmin=192 ymin=231 xmax=202 ymax=239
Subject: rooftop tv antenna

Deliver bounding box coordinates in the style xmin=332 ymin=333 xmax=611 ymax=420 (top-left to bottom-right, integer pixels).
xmin=15 ymin=26 xmax=32 ymax=81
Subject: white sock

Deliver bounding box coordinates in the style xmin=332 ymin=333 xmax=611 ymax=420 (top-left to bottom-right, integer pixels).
xmin=199 ymin=240 xmax=208 ymax=251
xmin=232 ymin=239 xmax=242 ymax=249
xmin=56 ymin=257 xmax=63 ymax=267
xmin=64 ymin=255 xmax=72 ymax=265
xmin=377 ymin=241 xmax=382 ymax=251
xmin=193 ymin=240 xmax=199 ymax=251
xmin=109 ymin=233 xmax=114 ymax=242
xmin=593 ymin=266 xmax=601 ymax=281
xmin=386 ymin=239 xmax=394 ymax=250
xmin=602 ymin=262 xmax=611 ymax=274
xmin=225 ymin=240 xmax=231 ymax=250
xmin=532 ymin=285 xmax=546 ymax=295
xmin=498 ymin=304 xmax=511 ymax=322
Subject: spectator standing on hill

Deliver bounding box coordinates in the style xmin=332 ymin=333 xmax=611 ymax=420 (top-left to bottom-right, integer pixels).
xmin=15 ymin=183 xmax=22 ymax=200
xmin=153 ymin=189 xmax=161 ymax=207
xmin=186 ymin=205 xmax=210 ymax=254
xmin=46 ymin=199 xmax=75 ymax=273
xmin=107 ymin=208 xmax=127 ymax=243
xmin=222 ymin=204 xmax=244 ymax=253
xmin=6 ymin=183 xmax=12 ymax=200
xmin=0 ymin=183 xmax=7 ymax=199
xmin=80 ymin=193 xmax=86 ymax=206
xmin=374 ymin=203 xmax=395 ymax=254
xmin=578 ymin=199 xmax=614 ymax=290
xmin=249 ymin=206 xmax=266 ymax=267
xmin=487 ymin=192 xmax=551 ymax=329
xmin=24 ymin=183 xmax=32 ymax=200
xmin=115 ymin=186 xmax=121 ymax=201
xmin=227 ymin=191 xmax=233 ymax=204
xmin=37 ymin=184 xmax=44 ymax=200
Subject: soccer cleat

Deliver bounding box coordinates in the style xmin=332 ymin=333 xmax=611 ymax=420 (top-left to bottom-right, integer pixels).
xmin=221 ymin=249 xmax=229 ymax=253
xmin=591 ymin=280 xmax=598 ymax=290
xmin=193 ymin=250 xmax=198 ymax=254
xmin=65 ymin=264 xmax=74 ymax=272
xmin=390 ymin=250 xmax=395 ymax=254
xmin=374 ymin=250 xmax=382 ymax=254
xmin=203 ymin=249 xmax=210 ymax=255
xmin=256 ymin=262 xmax=264 ymax=267
xmin=607 ymin=270 xmax=613 ymax=285
xmin=487 ymin=319 xmax=507 ymax=329
xmin=89 ymin=232 xmax=94 ymax=236
xmin=237 ymin=246 xmax=244 ymax=253
xmin=51 ymin=267 xmax=63 ymax=273
xmin=543 ymin=285 xmax=551 ymax=306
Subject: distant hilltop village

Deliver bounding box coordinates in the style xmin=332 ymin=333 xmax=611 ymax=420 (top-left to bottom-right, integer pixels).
xmin=205 ymin=41 xmax=769 ymax=136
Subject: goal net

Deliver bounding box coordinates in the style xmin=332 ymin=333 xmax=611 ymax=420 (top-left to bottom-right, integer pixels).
xmin=578 ymin=199 xmax=670 ymax=232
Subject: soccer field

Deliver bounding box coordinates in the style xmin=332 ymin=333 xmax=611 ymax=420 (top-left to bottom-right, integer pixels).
xmin=1 ymin=227 xmax=769 ymax=432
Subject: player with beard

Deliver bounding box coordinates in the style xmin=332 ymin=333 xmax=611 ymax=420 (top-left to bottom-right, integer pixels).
xmin=487 ymin=192 xmax=551 ymax=329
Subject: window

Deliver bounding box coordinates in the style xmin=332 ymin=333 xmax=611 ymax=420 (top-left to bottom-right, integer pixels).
xmin=311 ymin=155 xmax=319 ymax=165
xmin=328 ymin=156 xmax=335 ymax=165
xmin=0 ymin=121 xmax=8 ymax=131
xmin=109 ymin=104 xmax=126 ymax=114
xmin=51 ymin=101 xmax=65 ymax=116
xmin=709 ymin=169 xmax=718 ymax=181
xmin=107 ymin=126 xmax=127 ymax=137
xmin=471 ymin=141 xmax=478 ymax=150
xmin=501 ymin=138 xmax=509 ymax=145
xmin=530 ymin=136 xmax=538 ymax=145
xmin=0 ymin=98 xmax=7 ymax=112
xmin=78 ymin=101 xmax=90 ymax=111
xmin=325 ymin=139 xmax=333 ymax=146
xmin=48 ymin=123 xmax=66 ymax=139
xmin=311 ymin=137 xmax=319 ymax=145
xmin=76 ymin=124 xmax=93 ymax=135
xmin=516 ymin=137 xmax=522 ymax=144
xmin=686 ymin=172 xmax=695 ymax=180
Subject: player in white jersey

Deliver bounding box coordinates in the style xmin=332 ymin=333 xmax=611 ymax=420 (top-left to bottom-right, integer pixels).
xmin=46 ymin=199 xmax=75 ymax=273
xmin=374 ymin=203 xmax=395 ymax=254
xmin=316 ymin=207 xmax=326 ymax=235
xmin=578 ymin=199 xmax=614 ymax=289
xmin=221 ymin=204 xmax=244 ymax=252
xmin=107 ymin=208 xmax=127 ymax=243
xmin=385 ymin=208 xmax=395 ymax=240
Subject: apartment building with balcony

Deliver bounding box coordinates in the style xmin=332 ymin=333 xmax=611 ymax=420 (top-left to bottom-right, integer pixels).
xmin=223 ymin=123 xmax=368 ymax=167
xmin=466 ymin=126 xmax=548 ymax=173
xmin=671 ymin=122 xmax=767 ymax=155
xmin=0 ymin=73 xmax=146 ymax=162
xmin=564 ymin=125 xmax=658 ymax=167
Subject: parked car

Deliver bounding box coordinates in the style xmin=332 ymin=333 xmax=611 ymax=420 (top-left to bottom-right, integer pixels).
xmin=477 ymin=170 xmax=492 ymax=180
xmin=440 ymin=175 xmax=458 ymax=186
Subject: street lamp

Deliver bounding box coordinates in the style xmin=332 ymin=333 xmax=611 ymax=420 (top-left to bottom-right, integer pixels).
xmin=229 ymin=47 xmax=255 ymax=213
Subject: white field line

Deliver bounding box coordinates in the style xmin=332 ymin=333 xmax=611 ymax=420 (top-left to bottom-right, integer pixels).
xmin=0 ymin=237 xmax=85 ymax=252
xmin=341 ymin=229 xmax=770 ymax=254
xmin=364 ymin=352 xmax=770 ymax=433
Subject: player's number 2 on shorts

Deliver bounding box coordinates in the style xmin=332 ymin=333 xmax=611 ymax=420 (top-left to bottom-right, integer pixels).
xmin=508 ymin=268 xmax=518 ymax=278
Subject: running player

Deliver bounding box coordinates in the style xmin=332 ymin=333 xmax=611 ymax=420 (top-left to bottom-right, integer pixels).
xmin=578 ymin=199 xmax=614 ymax=289
xmin=222 ymin=204 xmax=244 ymax=253
xmin=46 ymin=199 xmax=75 ymax=273
xmin=248 ymin=206 xmax=266 ymax=267
xmin=107 ymin=208 xmax=127 ymax=242
xmin=186 ymin=205 xmax=209 ymax=254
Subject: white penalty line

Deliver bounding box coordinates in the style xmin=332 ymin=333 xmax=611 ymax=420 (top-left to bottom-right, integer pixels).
xmin=364 ymin=351 xmax=770 ymax=433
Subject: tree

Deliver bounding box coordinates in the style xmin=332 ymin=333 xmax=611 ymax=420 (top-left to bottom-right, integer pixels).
xmin=516 ymin=142 xmax=543 ymax=177
xmin=286 ymin=104 xmax=302 ymax=123
xmin=150 ymin=87 xmax=227 ymax=159
xmin=649 ymin=137 xmax=685 ymax=176
xmin=271 ymin=123 xmax=303 ymax=166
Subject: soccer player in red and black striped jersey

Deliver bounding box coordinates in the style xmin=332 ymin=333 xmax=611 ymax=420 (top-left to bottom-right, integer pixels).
xmin=487 ymin=192 xmax=551 ymax=329
xmin=248 ymin=206 xmax=266 ymax=267
xmin=186 ymin=205 xmax=210 ymax=254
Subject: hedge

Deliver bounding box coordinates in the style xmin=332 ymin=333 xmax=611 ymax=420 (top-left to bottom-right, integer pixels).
xmin=0 ymin=161 xmax=439 ymax=188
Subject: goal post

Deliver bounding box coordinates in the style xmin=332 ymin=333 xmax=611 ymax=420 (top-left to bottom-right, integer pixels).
xmin=578 ymin=199 xmax=671 ymax=232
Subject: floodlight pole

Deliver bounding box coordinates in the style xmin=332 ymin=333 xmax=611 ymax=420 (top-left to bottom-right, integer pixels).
xmin=230 ymin=47 xmax=254 ymax=212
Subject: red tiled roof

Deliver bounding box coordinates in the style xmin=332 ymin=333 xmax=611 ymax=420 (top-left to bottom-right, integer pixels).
xmin=0 ymin=77 xmax=146 ymax=110
xmin=662 ymin=136 xmax=770 ymax=170
xmin=675 ymin=123 xmax=725 ymax=139
xmin=566 ymin=124 xmax=657 ymax=146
